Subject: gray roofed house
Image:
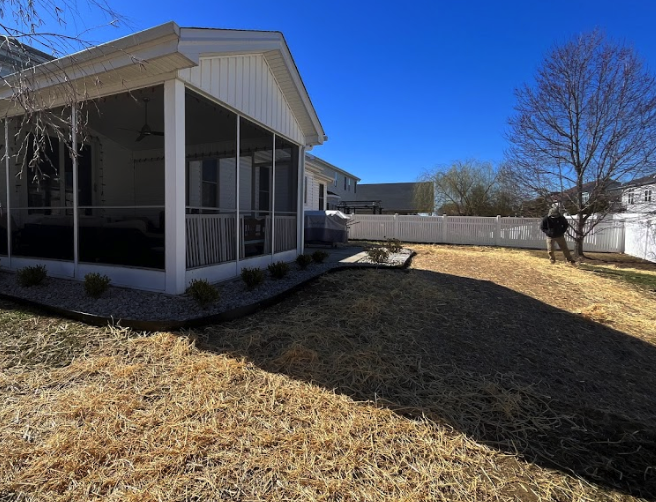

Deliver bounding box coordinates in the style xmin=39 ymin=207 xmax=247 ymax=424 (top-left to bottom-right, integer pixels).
xmin=0 ymin=38 xmax=54 ymax=77
xmin=353 ymin=182 xmax=434 ymax=214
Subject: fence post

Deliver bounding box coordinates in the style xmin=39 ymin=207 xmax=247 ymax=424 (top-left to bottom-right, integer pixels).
xmin=495 ymin=215 xmax=501 ymax=246
xmin=442 ymin=215 xmax=448 ymax=243
xmin=393 ymin=213 xmax=399 ymax=239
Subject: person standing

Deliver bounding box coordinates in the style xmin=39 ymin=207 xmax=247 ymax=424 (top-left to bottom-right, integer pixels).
xmin=540 ymin=207 xmax=576 ymax=264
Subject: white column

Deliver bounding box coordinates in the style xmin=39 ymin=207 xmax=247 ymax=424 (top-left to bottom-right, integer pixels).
xmin=164 ymin=79 xmax=186 ymax=294
xmin=4 ymin=120 xmax=11 ymax=265
xmin=270 ymin=134 xmax=276 ymax=256
xmin=297 ymin=146 xmax=305 ymax=255
xmin=72 ymin=103 xmax=79 ymax=274
xmin=235 ymin=116 xmax=241 ymax=265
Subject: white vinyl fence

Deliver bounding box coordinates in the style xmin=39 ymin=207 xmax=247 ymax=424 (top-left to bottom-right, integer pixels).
xmin=613 ymin=214 xmax=656 ymax=262
xmin=348 ymin=214 xmax=629 ymax=254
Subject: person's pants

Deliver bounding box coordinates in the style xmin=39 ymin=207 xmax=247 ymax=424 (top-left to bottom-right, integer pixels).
xmin=546 ymin=236 xmax=574 ymax=262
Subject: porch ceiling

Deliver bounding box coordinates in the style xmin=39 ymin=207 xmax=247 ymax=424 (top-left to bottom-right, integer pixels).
xmin=88 ymin=86 xmax=236 ymax=151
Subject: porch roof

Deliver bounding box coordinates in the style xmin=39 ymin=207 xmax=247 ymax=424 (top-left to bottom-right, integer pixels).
xmin=0 ymin=22 xmax=326 ymax=146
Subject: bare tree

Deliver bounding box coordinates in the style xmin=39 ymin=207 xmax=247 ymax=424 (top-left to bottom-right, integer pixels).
xmin=419 ymin=159 xmax=519 ymax=216
xmin=0 ymin=0 xmax=126 ymax=180
xmin=505 ymin=30 xmax=656 ymax=256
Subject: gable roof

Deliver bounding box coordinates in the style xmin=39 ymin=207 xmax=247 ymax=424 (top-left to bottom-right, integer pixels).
xmin=0 ymin=22 xmax=325 ymax=146
xmin=305 ymin=153 xmax=360 ymax=181
xmin=621 ymin=173 xmax=656 ymax=189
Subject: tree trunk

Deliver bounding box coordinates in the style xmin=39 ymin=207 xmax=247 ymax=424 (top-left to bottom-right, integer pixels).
xmin=575 ymin=212 xmax=585 ymax=258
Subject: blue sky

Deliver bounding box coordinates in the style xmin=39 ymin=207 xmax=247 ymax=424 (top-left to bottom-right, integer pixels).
xmin=17 ymin=0 xmax=656 ymax=183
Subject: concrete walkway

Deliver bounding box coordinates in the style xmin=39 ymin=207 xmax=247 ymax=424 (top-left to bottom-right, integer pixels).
xmin=306 ymin=245 xmax=367 ymax=264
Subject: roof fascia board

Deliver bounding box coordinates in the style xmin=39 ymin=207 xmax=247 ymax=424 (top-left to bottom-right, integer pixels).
xmin=306 ymin=154 xmax=360 ymax=181
xmin=0 ymin=22 xmax=194 ymax=100
xmin=178 ymin=28 xmax=282 ymax=60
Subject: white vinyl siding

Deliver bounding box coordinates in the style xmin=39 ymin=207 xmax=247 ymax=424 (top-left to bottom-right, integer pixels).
xmin=179 ymin=55 xmax=305 ymax=145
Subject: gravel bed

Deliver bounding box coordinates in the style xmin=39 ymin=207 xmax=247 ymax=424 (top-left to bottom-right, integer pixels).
xmin=0 ymin=250 xmax=413 ymax=323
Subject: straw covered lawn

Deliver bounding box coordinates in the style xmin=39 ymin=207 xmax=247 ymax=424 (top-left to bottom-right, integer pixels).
xmin=1 ymin=244 xmax=656 ymax=501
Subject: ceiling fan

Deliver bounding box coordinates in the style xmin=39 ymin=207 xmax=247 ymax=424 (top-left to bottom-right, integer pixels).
xmin=125 ymin=97 xmax=164 ymax=142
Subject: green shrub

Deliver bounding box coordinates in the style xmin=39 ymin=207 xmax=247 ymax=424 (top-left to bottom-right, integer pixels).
xmin=386 ymin=238 xmax=403 ymax=254
xmin=84 ymin=273 xmax=111 ymax=299
xmin=268 ymin=261 xmax=290 ymax=279
xmin=296 ymin=254 xmax=313 ymax=270
xmin=312 ymin=250 xmax=329 ymax=264
xmin=17 ymin=265 xmax=47 ymax=287
xmin=241 ymin=267 xmax=265 ymax=290
xmin=186 ymin=279 xmax=220 ymax=308
xmin=367 ymin=247 xmax=389 ymax=265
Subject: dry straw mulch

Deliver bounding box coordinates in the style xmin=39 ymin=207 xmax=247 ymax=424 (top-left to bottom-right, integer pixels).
xmin=1 ymin=245 xmax=656 ymax=501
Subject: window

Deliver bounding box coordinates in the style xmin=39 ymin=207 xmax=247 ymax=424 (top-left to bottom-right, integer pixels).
xmin=304 ymin=175 xmax=308 ymax=204
xmin=347 ymin=178 xmax=351 ymax=192
xmin=319 ymin=183 xmax=325 ymax=209
xmin=582 ymin=192 xmax=589 ymax=204
xmin=645 ymin=189 xmax=653 ymax=202
xmin=354 ymin=181 xmax=357 ymax=194
xmin=334 ymin=172 xmax=337 ymax=187
xmin=627 ymin=189 xmax=635 ymax=205
xmin=201 ymin=159 xmax=218 ymax=207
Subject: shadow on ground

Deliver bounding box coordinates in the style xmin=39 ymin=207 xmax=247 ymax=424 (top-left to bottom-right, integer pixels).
xmin=198 ymin=268 xmax=656 ymax=500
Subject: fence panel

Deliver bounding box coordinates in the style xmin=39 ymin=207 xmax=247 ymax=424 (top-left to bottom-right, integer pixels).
xmin=395 ymin=215 xmax=443 ymax=243
xmin=623 ymin=216 xmax=656 ymax=262
xmin=346 ymin=214 xmax=629 ymax=254
xmin=348 ymin=214 xmax=395 ymax=240
xmin=446 ymin=216 xmax=497 ymax=246
xmin=498 ymin=218 xmax=544 ymax=248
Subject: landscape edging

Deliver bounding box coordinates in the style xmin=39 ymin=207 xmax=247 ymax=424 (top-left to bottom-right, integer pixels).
xmin=0 ymin=251 xmax=416 ymax=331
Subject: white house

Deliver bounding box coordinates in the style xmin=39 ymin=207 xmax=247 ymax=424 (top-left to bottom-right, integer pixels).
xmin=303 ymin=155 xmax=333 ymax=211
xmin=304 ymin=153 xmax=359 ymax=210
xmin=621 ymin=174 xmax=656 ymax=213
xmin=0 ymin=22 xmax=326 ymax=294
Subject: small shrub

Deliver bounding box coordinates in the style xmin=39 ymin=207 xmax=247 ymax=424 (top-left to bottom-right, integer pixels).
xmin=386 ymin=238 xmax=403 ymax=254
xmin=186 ymin=279 xmax=220 ymax=308
xmin=241 ymin=267 xmax=265 ymax=290
xmin=367 ymin=247 xmax=389 ymax=265
xmin=84 ymin=273 xmax=111 ymax=299
xmin=312 ymin=250 xmax=329 ymax=264
xmin=296 ymin=254 xmax=313 ymax=270
xmin=268 ymin=261 xmax=290 ymax=279
xmin=17 ymin=265 xmax=47 ymax=287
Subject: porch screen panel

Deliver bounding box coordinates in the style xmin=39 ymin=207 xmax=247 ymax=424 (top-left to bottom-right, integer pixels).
xmin=185 ymin=89 xmax=238 ymax=269
xmin=80 ymin=86 xmax=166 ymax=270
xmin=274 ymin=137 xmax=299 ymax=253
xmin=239 ymin=117 xmax=273 ymax=259
xmin=11 ymin=122 xmax=75 ymax=262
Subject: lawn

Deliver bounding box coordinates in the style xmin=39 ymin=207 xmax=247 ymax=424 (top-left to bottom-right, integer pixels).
xmin=1 ymin=245 xmax=655 ymax=501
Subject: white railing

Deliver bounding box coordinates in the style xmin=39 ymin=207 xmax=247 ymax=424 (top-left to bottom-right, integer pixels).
xmin=186 ymin=214 xmax=237 ymax=268
xmin=274 ymin=215 xmax=297 ymax=253
xmin=186 ymin=213 xmax=298 ymax=268
xmin=348 ymin=214 xmax=627 ymax=254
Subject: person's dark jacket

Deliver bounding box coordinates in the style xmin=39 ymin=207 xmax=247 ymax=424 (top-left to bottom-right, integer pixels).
xmin=541 ymin=215 xmax=569 ymax=238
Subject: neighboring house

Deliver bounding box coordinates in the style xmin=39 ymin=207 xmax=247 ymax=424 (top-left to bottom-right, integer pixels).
xmin=0 ymin=22 xmax=326 ymax=294
xmin=0 ymin=38 xmax=53 ymax=77
xmin=521 ymin=180 xmax=622 ymax=217
xmin=620 ymin=173 xmax=656 ymax=213
xmin=304 ymin=153 xmax=360 ymax=209
xmin=354 ymin=182 xmax=434 ymax=214
xmin=303 ymin=156 xmax=333 ymax=211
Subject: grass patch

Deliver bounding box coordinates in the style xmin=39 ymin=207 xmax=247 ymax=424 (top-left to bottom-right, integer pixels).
xmin=580 ymin=263 xmax=656 ymax=291
xmin=1 ymin=245 xmax=656 ymax=501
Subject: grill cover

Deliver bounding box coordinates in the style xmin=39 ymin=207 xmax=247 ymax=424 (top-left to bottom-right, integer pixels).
xmin=304 ymin=210 xmax=349 ymax=244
